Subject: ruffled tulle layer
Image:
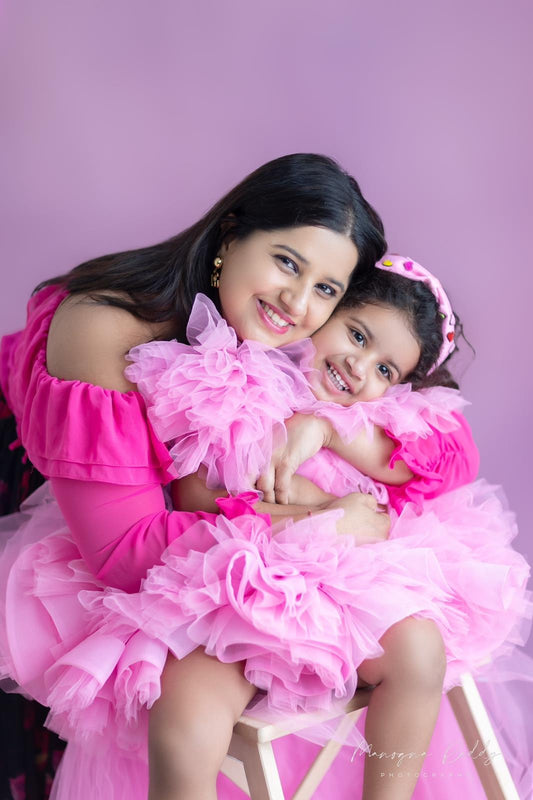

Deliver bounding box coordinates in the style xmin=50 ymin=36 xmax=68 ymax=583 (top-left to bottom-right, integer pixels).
xmin=0 ymin=482 xmax=529 ymax=755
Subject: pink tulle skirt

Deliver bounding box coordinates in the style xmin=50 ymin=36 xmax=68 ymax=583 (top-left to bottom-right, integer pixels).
xmin=0 ymin=481 xmax=531 ymax=799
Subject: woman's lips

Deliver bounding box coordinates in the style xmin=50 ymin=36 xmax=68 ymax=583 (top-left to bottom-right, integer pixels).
xmin=257 ymin=300 xmax=294 ymax=334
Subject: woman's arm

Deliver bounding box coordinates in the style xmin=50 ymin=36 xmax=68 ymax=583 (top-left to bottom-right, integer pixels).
xmin=174 ymin=472 xmax=335 ymax=513
xmin=45 ymin=297 xmax=228 ymax=592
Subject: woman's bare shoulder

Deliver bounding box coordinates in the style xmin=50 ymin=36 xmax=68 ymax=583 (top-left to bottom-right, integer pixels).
xmin=46 ymin=293 xmax=172 ymax=392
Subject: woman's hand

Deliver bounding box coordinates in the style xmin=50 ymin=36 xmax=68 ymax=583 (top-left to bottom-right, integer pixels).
xmin=256 ymin=414 xmax=333 ymax=504
xmin=256 ymin=491 xmax=390 ymax=543
xmin=324 ymin=492 xmax=390 ymax=543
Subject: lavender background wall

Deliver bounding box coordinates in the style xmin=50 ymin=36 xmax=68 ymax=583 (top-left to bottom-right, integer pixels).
xmin=1 ymin=0 xmax=532 ymax=580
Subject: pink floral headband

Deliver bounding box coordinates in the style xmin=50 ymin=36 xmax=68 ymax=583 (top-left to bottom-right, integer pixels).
xmin=376 ymin=254 xmax=456 ymax=372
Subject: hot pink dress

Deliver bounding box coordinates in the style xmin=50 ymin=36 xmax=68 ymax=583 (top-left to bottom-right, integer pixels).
xmin=0 ymin=289 xmax=530 ymax=799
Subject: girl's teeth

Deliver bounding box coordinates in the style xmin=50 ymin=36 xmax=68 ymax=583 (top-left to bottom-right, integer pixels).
xmin=327 ymin=365 xmax=349 ymax=391
xmin=260 ymin=301 xmax=289 ymax=328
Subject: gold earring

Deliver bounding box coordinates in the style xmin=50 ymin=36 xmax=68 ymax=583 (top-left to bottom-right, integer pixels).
xmin=211 ymin=256 xmax=223 ymax=288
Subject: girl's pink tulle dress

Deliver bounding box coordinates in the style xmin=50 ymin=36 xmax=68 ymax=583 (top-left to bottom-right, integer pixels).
xmin=0 ymin=289 xmax=531 ymax=799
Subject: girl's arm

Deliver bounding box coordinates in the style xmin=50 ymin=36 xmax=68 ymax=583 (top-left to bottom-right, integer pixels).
xmin=326 ymin=425 xmax=413 ymax=485
xmin=258 ymin=414 xmax=413 ymax=504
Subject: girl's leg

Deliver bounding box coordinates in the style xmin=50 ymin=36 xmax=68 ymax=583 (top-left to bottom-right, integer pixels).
xmin=148 ymin=647 xmax=257 ymax=800
xmin=357 ymin=617 xmax=446 ymax=800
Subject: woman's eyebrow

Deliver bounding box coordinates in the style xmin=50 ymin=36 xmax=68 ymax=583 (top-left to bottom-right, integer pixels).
xmin=273 ymin=243 xmax=309 ymax=264
xmin=273 ymin=244 xmax=346 ymax=292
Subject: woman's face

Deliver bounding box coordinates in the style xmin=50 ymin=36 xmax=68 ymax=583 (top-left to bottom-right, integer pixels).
xmin=309 ymin=304 xmax=421 ymax=405
xmin=217 ymin=226 xmax=358 ymax=346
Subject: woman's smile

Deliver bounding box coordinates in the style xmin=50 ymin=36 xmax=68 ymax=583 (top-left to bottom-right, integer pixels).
xmin=257 ymin=299 xmax=295 ymax=333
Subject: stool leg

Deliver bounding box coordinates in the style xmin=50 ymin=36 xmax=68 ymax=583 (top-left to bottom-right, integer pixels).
xmin=447 ymin=674 xmax=520 ymax=800
xmin=228 ymin=734 xmax=285 ymax=800
xmin=292 ymin=709 xmax=365 ymax=800
xmin=220 ymin=755 xmax=251 ymax=795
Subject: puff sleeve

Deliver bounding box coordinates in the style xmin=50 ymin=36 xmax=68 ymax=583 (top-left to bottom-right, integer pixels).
xmin=385 ymin=412 xmax=480 ymax=513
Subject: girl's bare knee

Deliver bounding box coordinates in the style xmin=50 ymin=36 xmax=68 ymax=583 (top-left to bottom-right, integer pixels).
xmin=149 ymin=715 xmax=225 ymax=783
xmin=360 ymin=617 xmax=446 ymax=692
xmin=387 ymin=617 xmax=446 ymax=690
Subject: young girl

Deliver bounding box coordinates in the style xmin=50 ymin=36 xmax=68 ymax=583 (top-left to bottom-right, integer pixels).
xmin=37 ymin=253 xmax=527 ymax=799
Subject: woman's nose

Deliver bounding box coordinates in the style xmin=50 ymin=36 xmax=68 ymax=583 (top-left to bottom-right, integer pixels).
xmin=279 ymin=284 xmax=311 ymax=317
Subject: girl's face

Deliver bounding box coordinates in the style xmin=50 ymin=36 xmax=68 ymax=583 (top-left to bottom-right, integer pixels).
xmin=217 ymin=226 xmax=358 ymax=346
xmin=309 ymin=303 xmax=421 ymax=405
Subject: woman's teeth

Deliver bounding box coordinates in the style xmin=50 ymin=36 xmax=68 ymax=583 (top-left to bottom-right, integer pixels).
xmin=327 ymin=364 xmax=349 ymax=391
xmin=260 ymin=301 xmax=290 ymax=329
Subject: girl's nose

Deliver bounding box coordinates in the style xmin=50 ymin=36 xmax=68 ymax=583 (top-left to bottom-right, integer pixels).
xmin=346 ymin=354 xmax=366 ymax=381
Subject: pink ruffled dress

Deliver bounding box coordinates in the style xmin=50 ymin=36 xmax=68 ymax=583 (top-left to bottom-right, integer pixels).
xmin=0 ymin=289 xmax=531 ymax=799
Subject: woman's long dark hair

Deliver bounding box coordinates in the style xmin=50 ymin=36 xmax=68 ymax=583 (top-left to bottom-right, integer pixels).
xmin=36 ymin=154 xmax=387 ymax=341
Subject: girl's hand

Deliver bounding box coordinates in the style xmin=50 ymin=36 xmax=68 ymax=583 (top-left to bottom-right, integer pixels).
xmin=324 ymin=492 xmax=390 ymax=542
xmin=256 ymin=414 xmax=333 ymax=504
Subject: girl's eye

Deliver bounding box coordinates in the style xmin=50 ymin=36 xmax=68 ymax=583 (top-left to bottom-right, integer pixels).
xmin=276 ymin=255 xmax=298 ymax=273
xmin=378 ymin=364 xmax=392 ymax=381
xmin=350 ymin=329 xmax=365 ymax=346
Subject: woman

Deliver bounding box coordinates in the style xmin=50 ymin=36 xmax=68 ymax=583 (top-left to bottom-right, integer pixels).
xmin=0 ymin=153 xmax=391 ymax=800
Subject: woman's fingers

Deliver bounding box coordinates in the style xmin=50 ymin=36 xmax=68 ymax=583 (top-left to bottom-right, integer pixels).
xmin=324 ymin=492 xmax=390 ymax=541
xmin=273 ymin=457 xmax=300 ymax=505
xmin=359 ymin=493 xmax=378 ymax=510
xmin=259 ymin=415 xmax=331 ymax=505
xmin=256 ymin=466 xmax=276 ymax=504
xmin=256 ymin=458 xmax=296 ymax=505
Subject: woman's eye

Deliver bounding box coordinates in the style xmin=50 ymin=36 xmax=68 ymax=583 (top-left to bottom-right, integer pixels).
xmin=316 ymin=283 xmax=337 ymax=297
xmin=378 ymin=364 xmax=392 ymax=380
xmin=276 ymin=255 xmax=298 ymax=273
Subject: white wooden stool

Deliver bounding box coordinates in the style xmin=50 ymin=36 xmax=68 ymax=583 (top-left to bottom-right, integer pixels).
xmin=220 ymin=674 xmax=520 ymax=799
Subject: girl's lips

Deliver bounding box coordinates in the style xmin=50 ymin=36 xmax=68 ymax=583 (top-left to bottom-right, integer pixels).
xmin=324 ymin=361 xmax=352 ymax=394
xmin=256 ymin=299 xmax=294 ymax=334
